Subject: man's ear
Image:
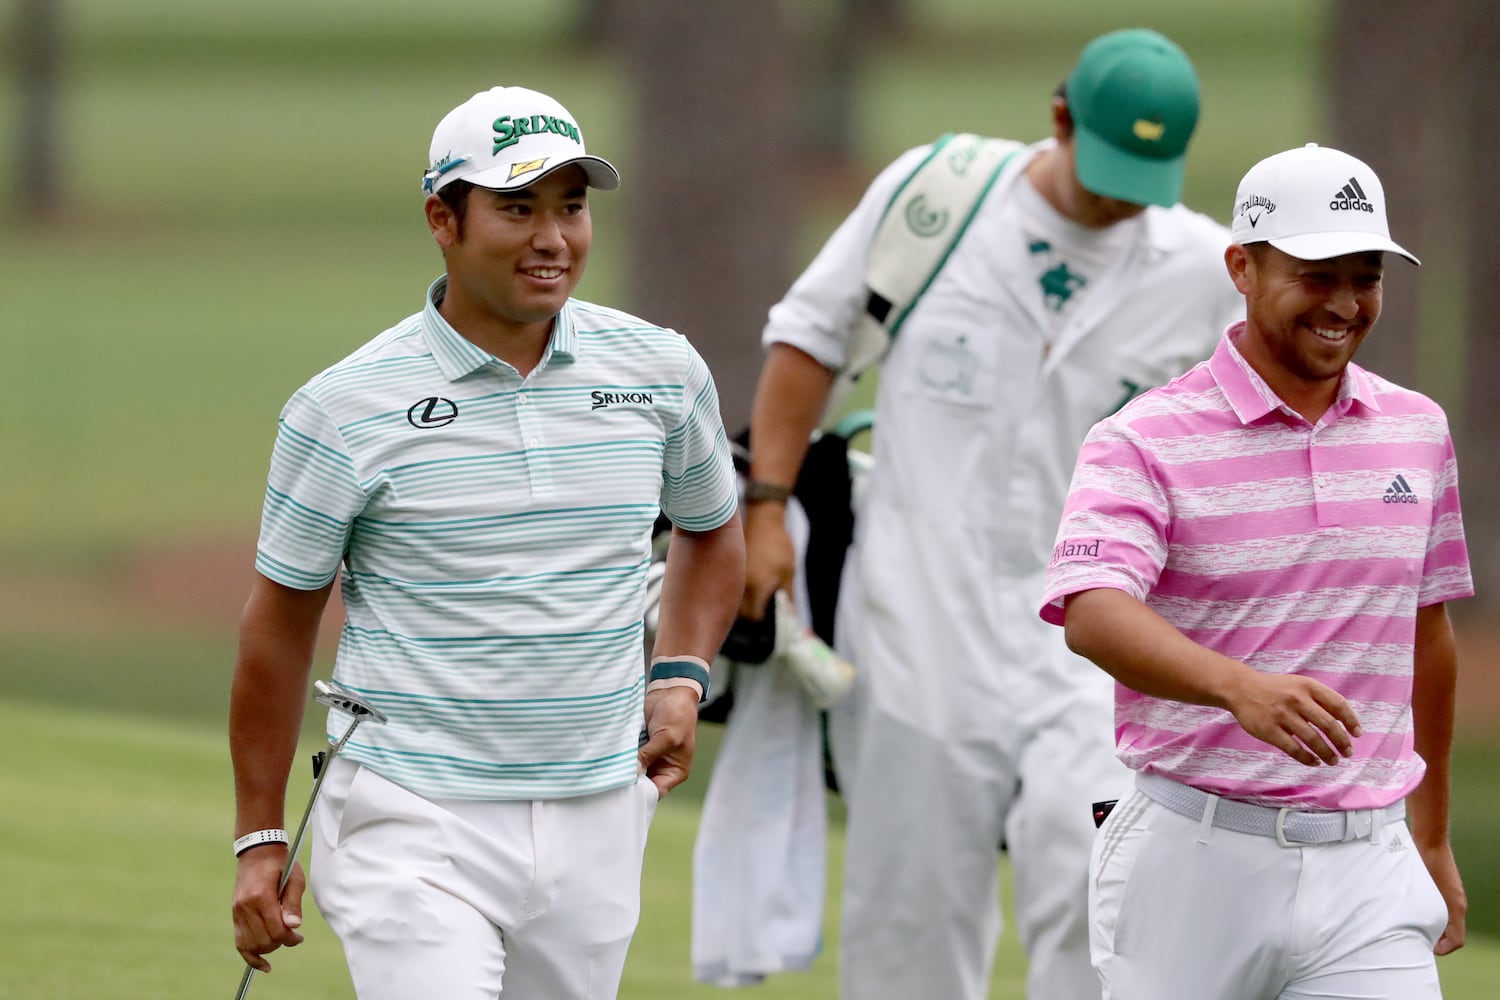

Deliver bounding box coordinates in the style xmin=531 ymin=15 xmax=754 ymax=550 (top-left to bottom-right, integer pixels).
xmin=1225 ymin=243 xmax=1254 ymax=296
xmin=1051 ymin=96 xmax=1074 ymax=142
xmin=425 ymin=193 xmax=459 ymax=249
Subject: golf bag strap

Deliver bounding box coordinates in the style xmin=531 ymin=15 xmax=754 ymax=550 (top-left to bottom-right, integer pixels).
xmin=825 ymin=133 xmax=1024 ymax=423
xmin=866 ymin=133 xmax=1024 ymax=336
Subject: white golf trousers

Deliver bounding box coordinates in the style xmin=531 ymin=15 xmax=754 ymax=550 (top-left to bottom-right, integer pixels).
xmin=1091 ymin=778 xmax=1449 ymax=1000
xmin=832 ymin=692 xmax=1128 ymax=1000
xmin=309 ymin=757 xmax=659 ymax=999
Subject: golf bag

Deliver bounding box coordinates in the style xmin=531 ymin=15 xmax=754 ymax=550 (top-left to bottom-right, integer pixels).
xmin=644 ymin=416 xmax=871 ymax=727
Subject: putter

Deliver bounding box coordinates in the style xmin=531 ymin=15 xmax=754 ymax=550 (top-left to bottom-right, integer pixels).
xmin=234 ymin=679 xmax=388 ymax=1000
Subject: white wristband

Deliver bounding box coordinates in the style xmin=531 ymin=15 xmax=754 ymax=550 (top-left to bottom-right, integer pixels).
xmin=234 ymin=828 xmax=289 ymax=857
xmin=646 ymin=676 xmax=705 ymax=699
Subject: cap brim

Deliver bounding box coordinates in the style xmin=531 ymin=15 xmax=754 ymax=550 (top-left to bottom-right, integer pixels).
xmin=465 ymin=154 xmax=621 ymax=193
xmin=1073 ymin=125 xmax=1185 ymax=208
xmin=1267 ymin=232 xmax=1420 ymax=266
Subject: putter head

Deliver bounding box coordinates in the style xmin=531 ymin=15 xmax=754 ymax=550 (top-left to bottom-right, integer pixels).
xmin=313 ymin=679 xmax=389 ymax=725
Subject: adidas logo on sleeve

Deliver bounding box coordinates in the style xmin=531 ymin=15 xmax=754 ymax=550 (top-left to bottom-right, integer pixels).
xmin=1330 ymin=177 xmax=1374 ymax=213
xmin=1383 ymin=474 xmax=1419 ymax=504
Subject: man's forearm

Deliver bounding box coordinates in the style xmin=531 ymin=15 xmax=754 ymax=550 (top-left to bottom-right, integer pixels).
xmin=747 ymin=343 xmax=837 ymax=489
xmin=1063 ymin=587 xmax=1256 ymax=708
xmin=653 ymin=515 xmax=747 ymax=664
xmin=230 ymin=575 xmax=334 ymax=836
xmin=1064 ymin=586 xmax=1363 ymax=767
xmin=1408 ymin=602 xmax=1459 ymax=845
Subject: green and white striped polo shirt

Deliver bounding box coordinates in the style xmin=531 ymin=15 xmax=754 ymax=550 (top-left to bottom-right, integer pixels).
xmin=256 ymin=276 xmax=738 ymax=800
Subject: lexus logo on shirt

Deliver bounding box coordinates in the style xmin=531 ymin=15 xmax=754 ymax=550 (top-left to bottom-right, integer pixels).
xmin=407 ymin=396 xmax=458 ymax=428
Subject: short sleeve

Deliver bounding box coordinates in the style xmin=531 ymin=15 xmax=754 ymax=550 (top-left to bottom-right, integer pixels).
xmin=1419 ymin=431 xmax=1474 ymax=607
xmin=1039 ymin=419 xmax=1172 ymax=625
xmin=660 ymin=346 xmax=738 ymax=532
xmin=255 ymin=387 xmax=367 ymax=589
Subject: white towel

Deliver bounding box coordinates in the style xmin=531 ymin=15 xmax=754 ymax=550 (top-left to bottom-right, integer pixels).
xmin=691 ymin=502 xmax=829 ymax=986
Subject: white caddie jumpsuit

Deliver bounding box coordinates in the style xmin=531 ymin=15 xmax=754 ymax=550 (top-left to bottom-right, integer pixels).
xmin=763 ymin=138 xmax=1243 ymax=1000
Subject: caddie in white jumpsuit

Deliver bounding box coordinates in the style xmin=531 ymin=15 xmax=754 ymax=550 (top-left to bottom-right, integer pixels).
xmin=739 ymin=31 xmax=1243 ymax=1000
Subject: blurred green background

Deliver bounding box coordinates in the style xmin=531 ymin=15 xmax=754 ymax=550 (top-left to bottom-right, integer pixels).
xmin=1 ymin=2 xmax=1495 ymax=997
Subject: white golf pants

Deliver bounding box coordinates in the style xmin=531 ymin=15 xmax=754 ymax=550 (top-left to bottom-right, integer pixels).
xmin=832 ymin=693 xmax=1129 ymax=1000
xmin=309 ymin=757 xmax=659 ymax=999
xmin=1091 ymin=777 xmax=1449 ymax=1000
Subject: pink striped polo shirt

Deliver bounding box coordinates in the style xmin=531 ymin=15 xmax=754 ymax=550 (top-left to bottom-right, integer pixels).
xmin=1040 ymin=324 xmax=1473 ymax=810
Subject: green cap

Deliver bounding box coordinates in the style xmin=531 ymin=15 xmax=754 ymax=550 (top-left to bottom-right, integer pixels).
xmin=1065 ymin=29 xmax=1200 ymax=207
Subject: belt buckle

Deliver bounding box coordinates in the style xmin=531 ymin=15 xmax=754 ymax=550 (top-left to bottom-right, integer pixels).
xmin=1275 ymin=806 xmax=1296 ymax=848
xmin=1344 ymin=809 xmax=1374 ymax=842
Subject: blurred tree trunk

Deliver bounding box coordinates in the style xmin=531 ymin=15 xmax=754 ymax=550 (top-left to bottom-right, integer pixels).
xmin=571 ymin=0 xmax=622 ymax=47
xmin=1326 ymin=0 xmax=1442 ymax=387
xmin=1329 ymin=2 xmax=1500 ymax=612
xmin=803 ymin=0 xmax=908 ymax=170
xmin=1458 ymin=1 xmax=1500 ymax=609
xmin=619 ymin=2 xmax=794 ymax=431
xmin=803 ymin=0 xmax=860 ymax=171
xmin=14 ymin=0 xmax=63 ymax=223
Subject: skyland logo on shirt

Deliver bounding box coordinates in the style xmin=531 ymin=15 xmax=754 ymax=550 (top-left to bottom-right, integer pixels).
xmin=591 ymin=390 xmax=654 ymax=411
xmin=1052 ymin=539 xmax=1102 ymax=561
xmin=493 ymin=114 xmax=582 ymax=154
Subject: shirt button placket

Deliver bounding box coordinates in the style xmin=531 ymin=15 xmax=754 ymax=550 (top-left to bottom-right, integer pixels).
xmin=1309 ymin=429 xmax=1336 ymax=526
xmin=517 ymin=391 xmax=552 ymax=494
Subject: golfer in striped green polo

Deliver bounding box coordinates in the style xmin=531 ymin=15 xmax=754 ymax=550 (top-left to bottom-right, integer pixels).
xmin=229 ymin=85 xmax=744 ymax=999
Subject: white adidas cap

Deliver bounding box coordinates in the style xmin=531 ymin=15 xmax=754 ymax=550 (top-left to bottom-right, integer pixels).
xmin=422 ymin=86 xmax=620 ymax=196
xmin=1230 ymin=143 xmax=1418 ymax=265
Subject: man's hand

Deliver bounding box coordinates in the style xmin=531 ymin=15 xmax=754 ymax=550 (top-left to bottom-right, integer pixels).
xmin=1417 ymin=839 xmax=1467 ymax=955
xmin=740 ymin=503 xmax=795 ymax=620
xmin=1224 ymin=671 xmax=1363 ymax=766
xmin=231 ymin=847 xmax=305 ymax=972
xmin=638 ymin=686 xmax=700 ymax=797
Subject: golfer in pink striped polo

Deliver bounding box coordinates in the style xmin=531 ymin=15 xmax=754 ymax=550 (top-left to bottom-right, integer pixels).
xmin=1041 ymin=144 xmax=1472 ymax=1000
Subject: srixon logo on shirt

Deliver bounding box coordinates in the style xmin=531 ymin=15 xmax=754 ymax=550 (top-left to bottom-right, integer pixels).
xmin=591 ymin=390 xmax=654 ymax=411
xmin=1052 ymin=539 xmax=1102 ymax=561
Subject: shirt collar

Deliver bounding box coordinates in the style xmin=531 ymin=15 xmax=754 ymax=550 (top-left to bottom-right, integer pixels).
xmin=1209 ymin=321 xmax=1382 ymax=425
xmin=421 ymin=275 xmax=579 ymax=382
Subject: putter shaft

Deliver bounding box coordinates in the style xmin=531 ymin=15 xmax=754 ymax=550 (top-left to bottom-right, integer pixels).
xmin=233 ymin=706 xmax=371 ymax=1000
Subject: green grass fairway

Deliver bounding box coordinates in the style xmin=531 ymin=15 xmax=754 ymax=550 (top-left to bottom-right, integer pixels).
xmin=2 ymin=696 xmax=1497 ymax=1000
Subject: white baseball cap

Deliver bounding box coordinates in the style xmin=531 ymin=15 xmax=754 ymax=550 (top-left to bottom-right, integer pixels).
xmin=422 ymin=86 xmax=620 ymax=196
xmin=1230 ymin=143 xmax=1418 ymax=265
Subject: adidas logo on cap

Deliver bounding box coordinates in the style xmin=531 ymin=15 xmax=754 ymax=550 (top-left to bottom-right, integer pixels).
xmin=1330 ymin=176 xmax=1374 ymax=214
xmin=1228 ymin=144 xmax=1420 ymax=265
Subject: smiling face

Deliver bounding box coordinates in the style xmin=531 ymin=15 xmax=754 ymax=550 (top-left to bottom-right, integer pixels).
xmin=425 ymin=164 xmax=592 ymax=343
xmin=1226 ymin=242 xmax=1384 ymax=419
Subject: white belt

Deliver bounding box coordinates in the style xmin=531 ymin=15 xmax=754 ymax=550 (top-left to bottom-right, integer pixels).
xmin=1136 ymin=772 xmax=1405 ymax=848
